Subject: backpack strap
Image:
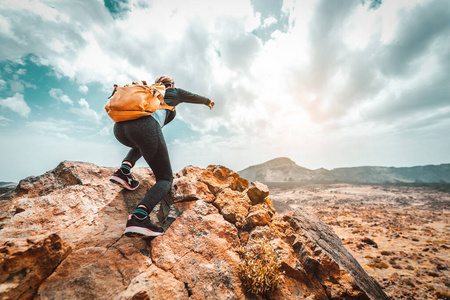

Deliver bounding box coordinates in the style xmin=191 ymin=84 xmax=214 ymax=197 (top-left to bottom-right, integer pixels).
xmin=108 ymin=84 xmax=118 ymax=99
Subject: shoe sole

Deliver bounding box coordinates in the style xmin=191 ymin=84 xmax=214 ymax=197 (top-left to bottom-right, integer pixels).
xmin=124 ymin=226 xmax=164 ymax=237
xmin=110 ymin=176 xmax=139 ymax=191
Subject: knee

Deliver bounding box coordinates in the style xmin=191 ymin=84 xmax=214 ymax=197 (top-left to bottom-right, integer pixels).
xmin=156 ymin=174 xmax=173 ymax=187
xmin=167 ymin=175 xmax=174 ymax=187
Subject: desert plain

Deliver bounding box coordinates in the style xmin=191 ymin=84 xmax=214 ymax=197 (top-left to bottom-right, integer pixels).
xmin=269 ymin=183 xmax=449 ymax=300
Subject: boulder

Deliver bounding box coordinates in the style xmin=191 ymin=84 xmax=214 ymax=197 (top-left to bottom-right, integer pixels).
xmin=213 ymin=188 xmax=251 ymax=226
xmin=246 ymin=181 xmax=270 ymax=205
xmin=245 ymin=197 xmax=276 ymax=229
xmin=0 ymin=234 xmax=70 ymax=300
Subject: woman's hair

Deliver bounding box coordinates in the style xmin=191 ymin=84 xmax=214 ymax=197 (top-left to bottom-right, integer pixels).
xmin=155 ymin=75 xmax=175 ymax=88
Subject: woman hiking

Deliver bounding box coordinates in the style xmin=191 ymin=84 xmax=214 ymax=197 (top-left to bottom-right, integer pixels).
xmin=110 ymin=75 xmax=215 ymax=237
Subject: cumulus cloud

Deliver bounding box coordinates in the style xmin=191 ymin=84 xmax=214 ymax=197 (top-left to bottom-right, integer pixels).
xmin=49 ymin=88 xmax=74 ymax=105
xmin=70 ymin=98 xmax=102 ymax=124
xmin=0 ymin=93 xmax=31 ymax=117
xmin=78 ymin=85 xmax=89 ymax=94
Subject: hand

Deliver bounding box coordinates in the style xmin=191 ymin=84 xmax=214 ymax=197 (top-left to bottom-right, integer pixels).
xmin=208 ymin=101 xmax=215 ymax=110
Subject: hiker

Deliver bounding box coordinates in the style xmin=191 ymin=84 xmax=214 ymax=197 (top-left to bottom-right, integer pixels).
xmin=110 ymin=75 xmax=215 ymax=237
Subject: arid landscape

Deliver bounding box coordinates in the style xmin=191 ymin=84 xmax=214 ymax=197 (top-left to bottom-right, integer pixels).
xmin=269 ymin=183 xmax=450 ymax=300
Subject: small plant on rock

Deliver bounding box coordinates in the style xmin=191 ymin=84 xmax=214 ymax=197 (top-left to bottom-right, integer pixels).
xmin=237 ymin=238 xmax=284 ymax=295
xmin=235 ymin=215 xmax=247 ymax=229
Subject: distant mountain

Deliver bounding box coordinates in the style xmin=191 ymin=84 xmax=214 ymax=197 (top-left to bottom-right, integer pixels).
xmin=0 ymin=182 xmax=17 ymax=189
xmin=238 ymin=157 xmax=450 ymax=184
xmin=0 ymin=182 xmax=17 ymax=198
xmin=238 ymin=157 xmax=316 ymax=182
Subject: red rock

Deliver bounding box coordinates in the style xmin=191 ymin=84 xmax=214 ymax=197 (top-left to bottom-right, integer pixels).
xmin=246 ymin=181 xmax=270 ymax=205
xmin=0 ymin=234 xmax=70 ymax=300
xmin=245 ymin=198 xmax=276 ymax=229
xmin=111 ymin=265 xmax=188 ymax=300
xmin=172 ymin=177 xmax=214 ymax=203
xmin=246 ymin=203 xmax=272 ymax=228
xmin=200 ymin=165 xmax=249 ymax=194
xmin=36 ymin=245 xmax=151 ymax=299
xmin=151 ymin=201 xmax=245 ymax=299
xmin=213 ymin=188 xmax=251 ymax=226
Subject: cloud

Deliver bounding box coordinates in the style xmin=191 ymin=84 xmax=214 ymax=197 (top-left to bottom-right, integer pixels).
xmin=0 ymin=79 xmax=6 ymax=89
xmin=380 ymin=0 xmax=450 ymax=77
xmin=49 ymin=88 xmax=74 ymax=105
xmin=8 ymin=75 xmax=24 ymax=93
xmin=0 ymin=93 xmax=31 ymax=117
xmin=0 ymin=0 xmax=105 ymax=63
xmin=78 ymin=85 xmax=89 ymax=94
xmin=70 ymin=98 xmax=102 ymax=124
xmin=27 ymin=119 xmax=72 ymax=131
xmin=98 ymin=126 xmax=111 ymax=136
xmin=0 ymin=115 xmax=11 ymax=126
xmin=262 ymin=17 xmax=277 ymax=27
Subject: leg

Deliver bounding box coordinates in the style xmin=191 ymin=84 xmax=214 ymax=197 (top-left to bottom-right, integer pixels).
xmin=111 ymin=123 xmax=142 ymax=190
xmin=123 ymin=148 xmax=142 ymax=167
xmin=114 ymin=122 xmax=142 ymax=167
xmin=138 ymin=126 xmax=173 ymax=213
xmin=122 ymin=117 xmax=169 ymax=237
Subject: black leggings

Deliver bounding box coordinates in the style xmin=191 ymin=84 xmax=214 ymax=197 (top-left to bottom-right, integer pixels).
xmin=113 ymin=115 xmax=173 ymax=212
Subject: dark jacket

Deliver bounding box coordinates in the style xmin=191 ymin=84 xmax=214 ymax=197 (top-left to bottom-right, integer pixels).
xmin=163 ymin=88 xmax=211 ymax=126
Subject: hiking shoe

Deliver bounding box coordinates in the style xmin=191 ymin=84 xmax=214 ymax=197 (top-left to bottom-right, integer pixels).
xmin=124 ymin=214 xmax=165 ymax=237
xmin=110 ymin=169 xmax=139 ymax=191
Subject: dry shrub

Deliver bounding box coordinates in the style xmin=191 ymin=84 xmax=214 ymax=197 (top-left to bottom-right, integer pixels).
xmin=237 ymin=239 xmax=284 ymax=295
xmin=235 ymin=215 xmax=247 ymax=229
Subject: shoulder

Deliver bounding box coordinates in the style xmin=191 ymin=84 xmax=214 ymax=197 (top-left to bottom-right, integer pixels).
xmin=165 ymin=87 xmax=187 ymax=95
xmin=164 ymin=87 xmax=176 ymax=94
xmin=170 ymin=87 xmax=188 ymax=94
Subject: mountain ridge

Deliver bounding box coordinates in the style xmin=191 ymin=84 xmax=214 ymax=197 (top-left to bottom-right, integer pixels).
xmin=239 ymin=158 xmax=450 ymax=184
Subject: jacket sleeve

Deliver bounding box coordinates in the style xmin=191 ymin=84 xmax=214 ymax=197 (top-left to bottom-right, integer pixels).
xmin=177 ymin=88 xmax=211 ymax=105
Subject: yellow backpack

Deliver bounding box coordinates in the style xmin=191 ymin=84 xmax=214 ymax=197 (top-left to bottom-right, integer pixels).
xmin=105 ymin=81 xmax=175 ymax=122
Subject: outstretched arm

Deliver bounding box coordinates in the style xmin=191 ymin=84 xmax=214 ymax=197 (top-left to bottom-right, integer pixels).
xmin=177 ymin=88 xmax=212 ymax=106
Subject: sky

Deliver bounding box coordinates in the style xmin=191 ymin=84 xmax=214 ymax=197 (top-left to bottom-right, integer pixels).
xmin=0 ymin=0 xmax=449 ymax=182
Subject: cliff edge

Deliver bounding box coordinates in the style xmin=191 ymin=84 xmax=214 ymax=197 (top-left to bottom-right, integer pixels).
xmin=0 ymin=161 xmax=389 ymax=299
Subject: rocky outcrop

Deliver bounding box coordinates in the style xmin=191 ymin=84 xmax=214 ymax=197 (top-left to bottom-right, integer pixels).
xmin=0 ymin=161 xmax=388 ymax=299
